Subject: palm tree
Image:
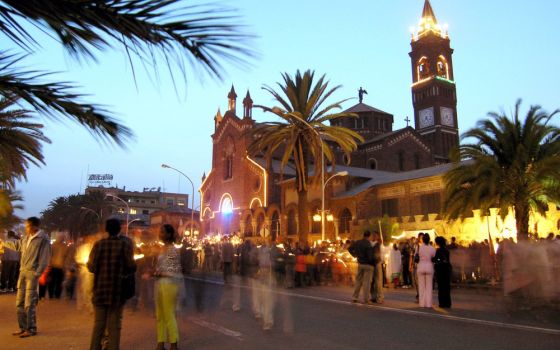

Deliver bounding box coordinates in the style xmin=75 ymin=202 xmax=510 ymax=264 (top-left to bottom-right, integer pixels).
xmin=248 ymin=70 xmax=363 ymax=243
xmin=0 ymin=0 xmax=254 ymax=146
xmin=0 ymin=187 xmax=22 ymax=230
xmin=443 ymin=100 xmax=560 ymax=241
xmin=0 ymin=94 xmax=50 ymax=185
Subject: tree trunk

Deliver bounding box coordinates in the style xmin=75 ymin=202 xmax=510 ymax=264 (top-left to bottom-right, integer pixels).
xmin=297 ymin=189 xmax=309 ymax=245
xmin=514 ymin=203 xmax=530 ymax=241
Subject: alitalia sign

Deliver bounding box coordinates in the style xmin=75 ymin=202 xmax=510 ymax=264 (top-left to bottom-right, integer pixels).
xmin=88 ymin=174 xmax=113 ymax=186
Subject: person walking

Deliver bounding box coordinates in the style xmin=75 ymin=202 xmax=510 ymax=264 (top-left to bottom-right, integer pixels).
xmin=416 ymin=233 xmax=436 ymax=308
xmin=48 ymin=232 xmax=69 ymax=299
xmin=87 ymin=218 xmax=136 ymax=350
xmin=1 ymin=217 xmax=51 ymax=338
xmin=154 ymin=224 xmax=183 ymax=350
xmin=349 ymin=231 xmax=375 ymax=304
xmin=411 ymin=232 xmax=424 ymax=301
xmin=221 ymin=235 xmax=234 ymax=284
xmin=434 ymin=236 xmax=452 ymax=308
xmin=0 ymin=230 xmax=20 ymax=293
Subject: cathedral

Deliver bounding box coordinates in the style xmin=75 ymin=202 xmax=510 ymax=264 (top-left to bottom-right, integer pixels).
xmin=198 ymin=1 xmax=472 ymax=242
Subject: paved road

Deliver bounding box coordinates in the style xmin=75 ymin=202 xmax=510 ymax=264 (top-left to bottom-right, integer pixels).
xmin=0 ymin=277 xmax=558 ymax=350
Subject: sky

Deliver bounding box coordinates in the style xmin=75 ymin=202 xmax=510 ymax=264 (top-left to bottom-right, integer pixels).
xmin=10 ymin=0 xmax=560 ymax=218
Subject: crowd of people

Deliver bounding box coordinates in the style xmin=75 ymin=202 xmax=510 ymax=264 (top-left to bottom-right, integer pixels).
xmin=1 ymin=218 xmax=559 ymax=349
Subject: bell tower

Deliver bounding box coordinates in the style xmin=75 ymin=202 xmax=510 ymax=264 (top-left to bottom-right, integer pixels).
xmin=410 ymin=0 xmax=459 ymax=163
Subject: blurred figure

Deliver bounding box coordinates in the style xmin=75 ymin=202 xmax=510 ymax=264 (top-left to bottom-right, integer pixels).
xmin=434 ymin=236 xmax=452 ymax=308
xmin=1 ymin=217 xmax=51 ymax=338
xmin=294 ymin=246 xmax=306 ymax=287
xmin=370 ymin=232 xmax=384 ymax=303
xmin=411 ymin=232 xmax=424 ymax=301
xmin=75 ymin=234 xmax=99 ymax=313
xmin=284 ymin=242 xmax=296 ymax=288
xmin=417 ymin=233 xmax=435 ymax=308
xmin=154 ymin=224 xmax=183 ymax=350
xmin=48 ymin=232 xmax=69 ymax=299
xmin=0 ymin=230 xmax=20 ymax=293
xmin=87 ymin=219 xmax=136 ymax=350
xmin=400 ymin=241 xmax=412 ymax=288
xmin=221 ymin=235 xmax=234 ymax=284
xmin=255 ymin=240 xmax=275 ymax=330
xmin=388 ymin=243 xmax=402 ymax=288
xmin=233 ymin=239 xmax=258 ymax=312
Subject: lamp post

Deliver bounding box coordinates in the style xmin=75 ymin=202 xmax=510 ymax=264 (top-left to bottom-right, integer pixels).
xmin=80 ymin=206 xmax=100 ymax=220
xmin=321 ymin=170 xmax=349 ymax=241
xmin=161 ymin=164 xmax=195 ymax=239
xmin=127 ymin=218 xmax=141 ymax=232
xmin=106 ymin=194 xmax=130 ymax=234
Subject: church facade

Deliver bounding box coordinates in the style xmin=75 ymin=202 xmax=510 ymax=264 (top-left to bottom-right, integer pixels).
xmin=198 ymin=1 xmax=551 ymax=244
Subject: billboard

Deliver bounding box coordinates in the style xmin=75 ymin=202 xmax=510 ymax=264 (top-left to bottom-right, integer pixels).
xmin=88 ymin=174 xmax=114 ymax=187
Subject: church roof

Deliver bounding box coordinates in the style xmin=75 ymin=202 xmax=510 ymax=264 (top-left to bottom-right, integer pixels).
xmin=422 ymin=0 xmax=438 ymax=24
xmin=344 ymin=102 xmax=391 ymax=115
xmin=334 ymin=162 xmax=455 ymax=199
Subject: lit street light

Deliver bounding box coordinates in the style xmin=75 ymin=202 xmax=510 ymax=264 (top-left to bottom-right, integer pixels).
xmin=106 ymin=193 xmax=130 ymax=234
xmin=161 ymin=164 xmax=195 ymax=239
xmin=80 ymin=206 xmax=100 ymax=219
xmin=319 ymin=170 xmax=349 ymax=241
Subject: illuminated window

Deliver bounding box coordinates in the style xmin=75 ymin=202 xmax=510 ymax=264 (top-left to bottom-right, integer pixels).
xmin=221 ymin=196 xmax=233 ymax=214
xmin=130 ymin=208 xmax=137 ymax=215
xmin=177 ymin=199 xmax=185 ymax=206
xmin=437 ymin=56 xmax=449 ymax=79
xmin=417 ymin=57 xmax=430 ymax=80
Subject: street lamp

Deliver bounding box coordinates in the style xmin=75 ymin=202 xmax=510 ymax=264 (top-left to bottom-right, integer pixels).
xmin=127 ymin=218 xmax=142 ymax=231
xmin=320 ymin=170 xmax=348 ymax=241
xmin=106 ymin=193 xmax=130 ymax=234
xmin=161 ymin=164 xmax=195 ymax=240
xmin=80 ymin=207 xmax=100 ymax=220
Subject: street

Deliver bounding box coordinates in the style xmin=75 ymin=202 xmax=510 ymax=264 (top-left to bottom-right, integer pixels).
xmin=0 ymin=276 xmax=558 ymax=350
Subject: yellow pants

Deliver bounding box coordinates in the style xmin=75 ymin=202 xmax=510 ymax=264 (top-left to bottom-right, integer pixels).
xmin=155 ymin=279 xmax=180 ymax=343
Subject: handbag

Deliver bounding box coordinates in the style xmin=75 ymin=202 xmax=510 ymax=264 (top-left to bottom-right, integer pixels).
xmin=414 ymin=253 xmax=420 ymax=264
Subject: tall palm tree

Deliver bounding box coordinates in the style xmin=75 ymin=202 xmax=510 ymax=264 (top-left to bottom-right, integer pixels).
xmin=248 ymin=70 xmax=364 ymax=243
xmin=443 ymin=100 xmax=560 ymax=241
xmin=0 ymin=0 xmax=254 ymax=146
xmin=0 ymin=94 xmax=49 ymax=185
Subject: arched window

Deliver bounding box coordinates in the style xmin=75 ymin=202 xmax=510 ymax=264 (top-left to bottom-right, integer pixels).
xmin=437 ymin=55 xmax=449 ymax=79
xmin=224 ymin=137 xmax=235 ymax=180
xmin=244 ymin=215 xmax=253 ymax=237
xmin=271 ymin=211 xmax=280 ymax=241
xmin=311 ymin=207 xmax=321 ymax=234
xmin=339 ymin=208 xmax=352 ymax=234
xmin=417 ymin=57 xmax=430 ymax=80
xmin=287 ymin=209 xmax=297 ymax=235
xmin=398 ymin=151 xmax=405 ymax=171
xmin=220 ymin=195 xmax=233 ymax=214
xmin=256 ymin=213 xmax=265 ymax=237
xmin=367 ymin=158 xmax=377 ymax=170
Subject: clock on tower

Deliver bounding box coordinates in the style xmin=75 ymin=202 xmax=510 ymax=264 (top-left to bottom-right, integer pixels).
xmin=410 ymin=0 xmax=459 ymax=162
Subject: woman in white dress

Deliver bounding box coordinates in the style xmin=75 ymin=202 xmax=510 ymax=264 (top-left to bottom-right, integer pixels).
xmin=416 ymin=233 xmax=436 ymax=308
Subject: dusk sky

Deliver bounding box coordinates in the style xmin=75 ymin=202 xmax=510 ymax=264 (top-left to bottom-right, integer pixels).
xmin=11 ymin=0 xmax=560 ymax=218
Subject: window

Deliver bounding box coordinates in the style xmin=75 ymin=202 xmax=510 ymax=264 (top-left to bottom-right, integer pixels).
xmin=381 ymin=198 xmax=399 ymax=217
xmin=177 ymin=199 xmax=185 ymax=206
xmin=367 ymin=158 xmax=377 ymax=170
xmin=398 ymin=151 xmax=405 ymax=171
xmin=130 ymin=208 xmax=137 ymax=215
xmin=417 ymin=57 xmax=430 ymax=80
xmin=244 ymin=216 xmax=253 ymax=237
xmin=287 ymin=210 xmax=297 ymax=235
xmin=165 ymin=198 xmax=174 ymax=207
xmin=271 ymin=211 xmax=280 ymax=241
xmin=339 ymin=208 xmax=352 ymax=234
xmin=437 ymin=55 xmax=448 ymax=79
xmin=414 ymin=154 xmax=421 ymax=169
xmin=224 ymin=155 xmax=233 ymax=180
xmin=256 ymin=213 xmax=265 ymax=237
xmin=142 ymin=210 xmax=149 ymax=215
xmin=420 ymin=193 xmax=441 ymax=215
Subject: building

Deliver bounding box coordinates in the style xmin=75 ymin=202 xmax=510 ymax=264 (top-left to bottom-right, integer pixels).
xmin=199 ymin=1 xmax=559 ymax=243
xmin=85 ymin=186 xmax=189 ymax=231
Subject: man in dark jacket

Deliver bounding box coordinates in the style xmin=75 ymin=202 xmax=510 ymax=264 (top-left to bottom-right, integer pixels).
xmin=370 ymin=231 xmax=384 ymax=303
xmin=87 ymin=218 xmax=136 ymax=350
xmin=350 ymin=230 xmax=375 ymax=304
